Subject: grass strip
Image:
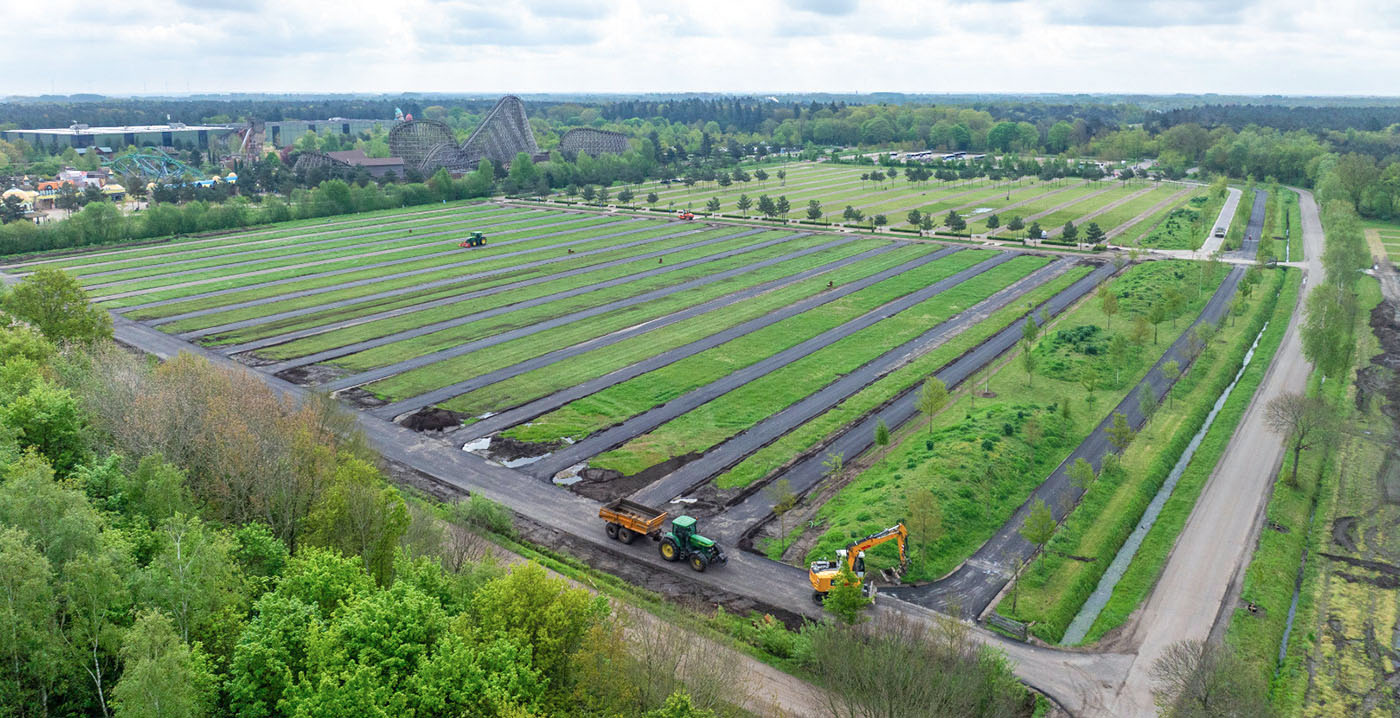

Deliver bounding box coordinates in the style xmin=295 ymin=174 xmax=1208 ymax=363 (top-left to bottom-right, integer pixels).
xmin=588 ymin=255 xmax=1050 ymax=476
xmin=439 ymin=244 xmax=932 ymax=418
xmin=503 ymin=250 xmax=995 ymax=445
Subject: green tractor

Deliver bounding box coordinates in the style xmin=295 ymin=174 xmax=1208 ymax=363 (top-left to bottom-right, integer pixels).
xmin=658 ymin=515 xmax=727 ymax=572
xmin=459 ymin=231 xmax=486 ymax=248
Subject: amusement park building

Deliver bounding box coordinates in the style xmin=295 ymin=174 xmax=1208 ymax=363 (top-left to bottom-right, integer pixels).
xmin=0 ymin=123 xmax=237 ymax=151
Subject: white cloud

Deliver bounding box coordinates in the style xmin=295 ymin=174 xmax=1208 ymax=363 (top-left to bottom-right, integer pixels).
xmin=0 ymin=0 xmax=1394 ymax=96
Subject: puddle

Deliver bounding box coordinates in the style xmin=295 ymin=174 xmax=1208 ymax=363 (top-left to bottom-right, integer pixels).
xmin=476 ymin=411 xmax=496 ymax=419
xmin=669 ymin=497 xmax=698 ymax=504
xmin=972 ymin=207 xmax=996 ymax=214
xmin=502 ymin=455 xmax=545 ymax=469
xmin=1061 ymin=322 xmax=1269 ymax=645
xmin=462 ymin=437 xmax=491 ymax=453
xmin=552 ymin=462 xmax=587 ymax=486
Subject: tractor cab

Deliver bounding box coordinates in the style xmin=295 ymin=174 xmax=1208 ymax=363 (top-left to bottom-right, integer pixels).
xmin=658 ymin=515 xmax=727 ymax=572
xmin=459 ymin=231 xmax=486 ymax=248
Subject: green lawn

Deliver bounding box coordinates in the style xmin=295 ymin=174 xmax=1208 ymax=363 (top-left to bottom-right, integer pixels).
xmin=586 ymin=255 xmax=1052 ymax=476
xmin=797 ymin=260 xmax=1224 ymax=583
xmin=502 ymin=249 xmax=995 ymax=445
xmin=1135 ymin=192 xmax=1219 ymax=249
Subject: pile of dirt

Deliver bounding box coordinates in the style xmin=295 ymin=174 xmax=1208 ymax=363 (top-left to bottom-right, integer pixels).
xmin=567 ymin=452 xmax=702 ymax=503
xmin=275 ymin=363 xmax=352 ymax=386
xmin=488 ymin=435 xmax=562 ymax=462
xmin=401 ymin=407 xmax=466 ymax=432
xmin=337 ymin=387 xmax=387 ymax=409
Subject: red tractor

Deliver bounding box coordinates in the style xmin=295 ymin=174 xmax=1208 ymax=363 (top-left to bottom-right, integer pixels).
xmin=676 ymin=211 xmax=695 ymax=221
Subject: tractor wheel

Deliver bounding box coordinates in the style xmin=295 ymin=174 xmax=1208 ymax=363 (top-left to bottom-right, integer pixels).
xmin=659 ymin=538 xmax=679 ymax=561
xmin=812 ymin=591 xmax=827 ymax=605
xmin=605 ymin=523 xmax=619 ymax=540
xmin=617 ymin=527 xmax=636 ymax=545
xmin=689 ymin=555 xmax=708 ymax=573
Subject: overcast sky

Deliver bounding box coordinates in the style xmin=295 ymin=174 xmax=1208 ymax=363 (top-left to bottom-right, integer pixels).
xmin=4 ymin=0 xmax=1397 ymax=97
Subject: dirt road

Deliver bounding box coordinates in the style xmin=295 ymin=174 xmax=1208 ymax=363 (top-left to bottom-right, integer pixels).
xmin=1097 ymin=189 xmax=1324 ymax=716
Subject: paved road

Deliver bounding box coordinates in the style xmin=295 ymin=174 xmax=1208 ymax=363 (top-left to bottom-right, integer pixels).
xmin=632 ymin=257 xmax=1077 ymax=510
xmin=262 ymin=230 xmax=803 ymax=374
xmin=1098 ymin=188 xmax=1322 ymax=717
xmin=1196 ymin=187 xmax=1243 ymax=257
xmin=147 ymin=220 xmax=681 ymax=327
xmin=889 ymin=190 xmax=1265 ymax=619
xmin=1226 ymin=189 xmax=1266 ymax=260
xmin=318 ymin=232 xmax=824 ymax=392
xmin=80 ymin=208 xmax=525 ymax=281
xmin=90 ymin=214 xmax=599 ymax=298
xmin=0 ymin=202 xmax=491 ymax=270
xmin=523 ymin=251 xmax=1015 ymax=481
xmin=198 ymin=224 xmax=739 ymax=344
xmin=714 ymin=261 xmax=1117 ymax=543
xmin=381 ymin=243 xmax=913 ymax=425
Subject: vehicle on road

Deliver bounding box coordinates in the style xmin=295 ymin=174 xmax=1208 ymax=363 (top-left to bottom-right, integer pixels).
xmin=676 ymin=211 xmax=696 ymax=220
xmin=598 ymin=499 xmax=727 ymax=572
xmin=1213 ymin=226 xmax=1225 ymax=238
xmin=459 ymin=231 xmax=486 ymax=248
xmin=809 ymin=522 xmax=908 ymax=603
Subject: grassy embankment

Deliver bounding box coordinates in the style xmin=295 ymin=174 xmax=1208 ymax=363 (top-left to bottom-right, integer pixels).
xmin=789 ymin=261 xmax=1225 ymax=581
xmin=996 ymin=267 xmax=1293 ymax=641
xmin=1078 ymin=271 xmax=1301 ymax=643
xmin=1226 ymin=278 xmax=1384 ymax=715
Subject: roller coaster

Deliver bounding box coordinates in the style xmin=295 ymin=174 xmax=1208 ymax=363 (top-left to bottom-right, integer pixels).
xmin=104 ymin=150 xmax=202 ymax=181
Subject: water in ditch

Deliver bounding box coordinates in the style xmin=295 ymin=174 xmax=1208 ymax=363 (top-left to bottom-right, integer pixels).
xmin=1061 ymin=321 xmax=1269 ymax=645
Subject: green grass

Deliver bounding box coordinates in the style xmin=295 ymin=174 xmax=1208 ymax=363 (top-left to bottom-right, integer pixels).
xmin=359 ymin=233 xmax=864 ymax=400
xmin=440 ymin=243 xmax=933 ymax=418
xmin=990 ymin=184 xmax=1121 ymax=237
xmin=8 ymin=198 xmax=495 ymax=266
xmin=997 ymin=268 xmax=1293 ymax=642
xmin=250 ymin=229 xmax=813 ymax=360
xmin=586 ymin=255 xmax=1051 ymax=476
xmin=64 ymin=207 xmax=519 ymax=280
xmin=800 ymin=260 xmax=1224 ymax=582
xmin=1137 ymin=192 xmax=1217 ymax=250
xmin=1225 ymin=278 xmax=1382 ymax=714
xmin=107 ymin=216 xmax=648 ymax=312
xmin=1079 ymin=273 xmax=1300 ymax=644
xmin=331 ymin=231 xmax=825 ymax=371
xmin=182 ymin=225 xmax=748 ymax=340
xmin=713 ymin=265 xmax=1092 ymax=491
xmin=502 ymin=249 xmax=995 ymax=445
xmin=126 ymin=218 xmax=670 ymax=321
xmin=86 ymin=213 xmax=581 ymax=295
xmin=1084 ymin=185 xmax=1187 ymax=238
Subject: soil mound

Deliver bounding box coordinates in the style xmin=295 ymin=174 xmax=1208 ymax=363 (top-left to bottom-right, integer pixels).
xmin=402 ymin=407 xmax=465 ymax=432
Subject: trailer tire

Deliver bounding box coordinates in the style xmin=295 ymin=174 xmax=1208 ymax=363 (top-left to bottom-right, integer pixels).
xmin=659 ymin=538 xmax=679 ymax=561
xmin=617 ymin=527 xmax=636 ymax=545
xmin=605 ymin=523 xmax=619 ymax=539
xmin=689 ymin=555 xmax=708 ymax=573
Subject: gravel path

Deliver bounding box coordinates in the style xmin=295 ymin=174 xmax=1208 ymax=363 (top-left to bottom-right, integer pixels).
xmin=631 ymin=256 xmax=1079 ymax=510
xmin=523 ymin=251 xmax=1018 ymax=481
xmin=444 ymin=243 xmax=923 ymax=440
xmin=144 ymin=219 xmax=669 ymax=325
xmin=258 ymin=229 xmax=798 ymax=373
xmin=89 ymin=214 xmax=599 ymax=298
xmin=317 ymin=232 xmax=822 ymax=393
xmin=198 ymin=224 xmax=738 ymax=345
xmin=117 ymin=218 xmax=646 ymax=314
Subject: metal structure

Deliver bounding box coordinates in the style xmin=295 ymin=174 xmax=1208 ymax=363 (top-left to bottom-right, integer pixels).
xmin=291 ymin=150 xmax=354 ymax=177
xmin=387 ymin=118 xmax=457 ymax=175
xmin=559 ymin=127 xmax=629 ymax=157
xmin=103 ymin=150 xmax=201 ymax=180
xmin=389 ymin=95 xmax=544 ymax=175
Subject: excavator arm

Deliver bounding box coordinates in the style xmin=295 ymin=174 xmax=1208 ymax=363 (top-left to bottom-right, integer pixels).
xmin=843 ymin=523 xmax=908 ymax=572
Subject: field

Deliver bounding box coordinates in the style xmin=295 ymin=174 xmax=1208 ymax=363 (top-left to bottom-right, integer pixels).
xmin=1361 ymin=217 xmax=1400 ymax=263
xmin=562 ymin=161 xmax=1209 ymax=242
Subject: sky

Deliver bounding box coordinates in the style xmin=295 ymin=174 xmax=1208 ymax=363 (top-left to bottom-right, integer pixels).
xmin=3 ymin=0 xmax=1398 ymax=97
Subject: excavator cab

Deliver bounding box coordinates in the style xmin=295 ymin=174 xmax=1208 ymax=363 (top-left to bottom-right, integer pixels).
xmin=808 ymin=523 xmax=907 ymax=604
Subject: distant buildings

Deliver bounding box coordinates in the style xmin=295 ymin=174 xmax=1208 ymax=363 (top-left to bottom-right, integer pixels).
xmin=0 ymin=122 xmax=237 ymax=151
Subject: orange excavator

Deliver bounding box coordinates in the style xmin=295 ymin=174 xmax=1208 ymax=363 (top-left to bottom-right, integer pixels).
xmin=809 ymin=522 xmax=908 ymax=603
